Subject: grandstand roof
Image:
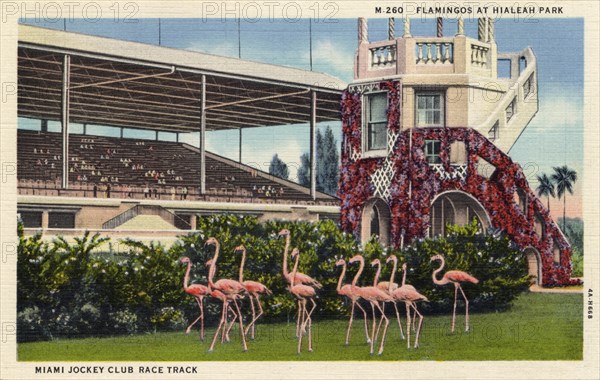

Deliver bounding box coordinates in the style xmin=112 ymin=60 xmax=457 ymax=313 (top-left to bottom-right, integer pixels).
xmin=18 ymin=24 xmax=347 ymax=133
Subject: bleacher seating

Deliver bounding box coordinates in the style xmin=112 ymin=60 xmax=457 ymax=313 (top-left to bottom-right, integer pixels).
xmin=17 ymin=130 xmax=335 ymax=204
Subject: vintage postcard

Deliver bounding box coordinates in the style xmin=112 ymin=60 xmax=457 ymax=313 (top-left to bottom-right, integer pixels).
xmin=1 ymin=0 xmax=598 ymax=379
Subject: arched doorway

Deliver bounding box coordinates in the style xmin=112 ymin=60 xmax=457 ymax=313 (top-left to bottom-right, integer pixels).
xmin=430 ymin=191 xmax=491 ymax=237
xmin=524 ymin=247 xmax=541 ymax=285
xmin=361 ymin=198 xmax=391 ymax=246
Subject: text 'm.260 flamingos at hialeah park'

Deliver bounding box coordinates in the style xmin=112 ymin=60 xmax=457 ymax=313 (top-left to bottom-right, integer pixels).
xmin=179 ymin=230 xmax=478 ymax=354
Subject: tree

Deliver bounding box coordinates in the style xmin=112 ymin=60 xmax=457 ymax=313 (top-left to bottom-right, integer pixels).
xmin=535 ymin=173 xmax=555 ymax=211
xmin=297 ymin=153 xmax=310 ymax=187
xmin=296 ymin=126 xmax=340 ymax=195
xmin=551 ymin=165 xmax=578 ymax=232
xmin=268 ymin=153 xmax=289 ymax=180
xmin=316 ymin=126 xmax=340 ymax=196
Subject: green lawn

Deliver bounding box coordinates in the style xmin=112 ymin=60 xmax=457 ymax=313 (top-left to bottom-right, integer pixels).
xmin=18 ymin=293 xmax=582 ymax=361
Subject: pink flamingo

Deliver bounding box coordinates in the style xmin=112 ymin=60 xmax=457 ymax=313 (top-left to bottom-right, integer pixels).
xmin=372 ymin=257 xmax=405 ymax=341
xmin=180 ymin=257 xmax=210 ymax=341
xmin=278 ymin=229 xmax=322 ymax=288
xmin=430 ymin=254 xmax=479 ymax=333
xmin=390 ymin=261 xmax=428 ymax=348
xmin=235 ymin=245 xmax=272 ymax=340
xmin=288 ymin=248 xmax=317 ymax=354
xmin=278 ymin=229 xmax=321 ymax=337
xmin=205 ymin=259 xmax=240 ymax=344
xmin=205 ymin=237 xmax=248 ymax=352
xmin=335 ymin=258 xmax=371 ymax=345
xmin=349 ymin=255 xmax=393 ymax=355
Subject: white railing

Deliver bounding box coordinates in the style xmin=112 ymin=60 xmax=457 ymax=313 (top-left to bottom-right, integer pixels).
xmin=369 ymin=43 xmax=396 ymax=69
xmin=470 ymin=41 xmax=490 ymax=68
xmin=429 ymin=163 xmax=468 ymax=181
xmin=415 ymin=38 xmax=454 ymax=65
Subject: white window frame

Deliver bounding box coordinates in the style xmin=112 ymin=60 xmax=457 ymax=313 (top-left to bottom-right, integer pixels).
xmin=415 ymin=91 xmax=445 ymax=128
xmin=361 ymin=90 xmax=388 ymax=157
xmin=425 ymin=139 xmax=442 ymax=164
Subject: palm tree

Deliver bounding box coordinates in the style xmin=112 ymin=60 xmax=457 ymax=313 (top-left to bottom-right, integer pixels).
xmin=551 ymin=165 xmax=578 ymax=232
xmin=535 ymin=173 xmax=555 ymax=211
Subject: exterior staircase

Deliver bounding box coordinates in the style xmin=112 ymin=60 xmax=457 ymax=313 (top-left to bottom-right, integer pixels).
xmin=102 ymin=204 xmax=190 ymax=230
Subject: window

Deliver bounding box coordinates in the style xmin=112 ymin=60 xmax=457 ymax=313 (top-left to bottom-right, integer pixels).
xmin=48 ymin=212 xmax=75 ymax=229
xmin=506 ymin=98 xmax=516 ymax=123
xmin=425 ymin=140 xmax=441 ymax=164
xmin=20 ymin=211 xmax=42 ymax=228
xmin=364 ymin=92 xmax=388 ymax=152
xmin=416 ymin=93 xmax=444 ymax=127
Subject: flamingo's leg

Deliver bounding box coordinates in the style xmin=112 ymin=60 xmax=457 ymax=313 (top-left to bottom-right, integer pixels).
xmin=345 ymin=300 xmax=355 ymax=345
xmin=405 ymin=303 xmax=411 ymax=349
xmin=375 ymin=302 xmax=385 ymax=343
xmin=411 ymin=303 xmax=424 ymax=348
xmin=374 ymin=302 xmax=389 ymax=355
xmin=451 ymin=283 xmax=459 ymax=333
xmin=458 ymin=285 xmax=470 ymax=332
xmin=306 ymin=298 xmax=316 ymax=352
xmin=225 ymin=301 xmax=239 ymax=343
xmin=297 ymin=299 xmax=307 ymax=354
xmin=392 ymin=301 xmax=405 ymax=340
xmin=355 ymin=301 xmax=372 ymax=344
xmin=209 ymin=301 xmax=227 ymax=352
xmin=245 ymin=295 xmax=264 ymax=339
xmin=412 ymin=306 xmax=417 ymax=332
xmin=369 ymin=302 xmax=377 ymax=355
xmin=199 ymin=297 xmax=205 ymax=341
xmin=185 ymin=297 xmax=203 ymax=335
xmin=246 ymin=295 xmax=256 ymax=339
xmin=232 ymin=298 xmax=247 ymax=352
xmin=295 ymin=300 xmax=302 ymax=338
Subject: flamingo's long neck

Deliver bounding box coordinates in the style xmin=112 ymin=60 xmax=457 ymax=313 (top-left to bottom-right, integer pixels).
xmin=336 ymin=262 xmax=346 ymax=292
xmin=373 ymin=261 xmax=381 ymax=287
xmin=290 ymin=252 xmax=300 ymax=287
xmin=282 ymin=235 xmax=290 ymax=280
xmin=208 ymin=242 xmax=220 ymax=288
xmin=432 ymin=257 xmax=450 ymax=286
xmin=238 ymin=248 xmax=246 ymax=283
xmin=401 ymin=264 xmax=407 ymax=287
xmin=351 ymin=257 xmax=364 ymax=287
xmin=388 ymin=256 xmax=397 ymax=292
xmin=183 ymin=261 xmax=191 ymax=290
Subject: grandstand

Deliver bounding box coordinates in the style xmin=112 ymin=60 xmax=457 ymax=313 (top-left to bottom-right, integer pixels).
xmin=16 ymin=25 xmax=346 ymax=239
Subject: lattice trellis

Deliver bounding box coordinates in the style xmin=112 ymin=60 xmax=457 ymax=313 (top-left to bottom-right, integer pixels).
xmin=430 ymin=163 xmax=468 ymax=181
xmin=350 ymin=148 xmax=362 ymax=161
xmin=387 ymin=129 xmax=399 ymax=153
xmin=371 ymin=157 xmax=396 ymax=200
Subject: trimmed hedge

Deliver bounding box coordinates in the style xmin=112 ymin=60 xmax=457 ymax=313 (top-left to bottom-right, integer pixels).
xmin=17 ymin=217 xmax=529 ymax=342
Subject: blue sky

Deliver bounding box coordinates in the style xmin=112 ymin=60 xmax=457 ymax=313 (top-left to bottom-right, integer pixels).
xmin=20 ymin=17 xmax=584 ymax=216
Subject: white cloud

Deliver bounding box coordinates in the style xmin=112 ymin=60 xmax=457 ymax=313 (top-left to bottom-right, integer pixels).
xmin=304 ymin=39 xmax=354 ymax=81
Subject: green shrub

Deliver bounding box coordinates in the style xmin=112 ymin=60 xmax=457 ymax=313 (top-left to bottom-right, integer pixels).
xmin=17 ymin=217 xmax=531 ymax=342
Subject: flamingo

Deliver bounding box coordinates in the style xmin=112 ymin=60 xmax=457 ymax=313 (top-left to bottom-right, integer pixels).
xmin=278 ymin=229 xmax=322 ymax=288
xmin=278 ymin=228 xmax=321 ymax=337
xmin=179 ymin=257 xmax=210 ymax=341
xmin=205 ymin=259 xmax=240 ymax=344
xmin=373 ymin=256 xmax=405 ymax=341
xmin=235 ymin=245 xmax=272 ymax=340
xmin=335 ymin=258 xmax=371 ymax=345
xmin=349 ymin=255 xmax=393 ymax=355
xmin=430 ymin=254 xmax=479 ymax=333
xmin=288 ymin=248 xmax=317 ymax=354
xmin=390 ymin=261 xmax=428 ymax=348
xmin=205 ymin=237 xmax=248 ymax=352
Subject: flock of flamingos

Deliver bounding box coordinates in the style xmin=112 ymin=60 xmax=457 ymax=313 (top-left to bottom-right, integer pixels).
xmin=180 ymin=229 xmax=479 ymax=355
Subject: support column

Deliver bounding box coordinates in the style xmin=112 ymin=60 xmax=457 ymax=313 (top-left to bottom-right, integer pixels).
xmin=155 ymin=130 xmax=159 ymax=140
xmin=388 ymin=18 xmax=395 ymax=40
xmin=176 ymin=132 xmax=179 ymax=143
xmin=41 ymin=210 xmax=49 ymax=229
xmin=61 ymin=54 xmax=70 ymax=190
xmin=120 ymin=127 xmax=123 ymax=138
xmin=456 ymin=17 xmax=465 ymax=36
xmin=309 ymin=90 xmax=317 ymax=200
xmin=41 ymin=119 xmax=48 ymax=132
xmin=358 ymin=17 xmax=368 ymax=44
xmin=487 ymin=17 xmax=495 ymax=42
xmin=238 ymin=128 xmax=243 ymax=163
xmin=200 ymin=74 xmax=207 ymax=194
xmin=83 ymin=123 xmax=87 ymax=135
xmin=403 ymin=17 xmax=411 ymax=37
xmin=436 ymin=17 xmax=443 ymax=37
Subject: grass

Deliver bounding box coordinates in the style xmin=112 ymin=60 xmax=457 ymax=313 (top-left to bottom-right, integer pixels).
xmin=18 ymin=293 xmax=582 ymax=361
